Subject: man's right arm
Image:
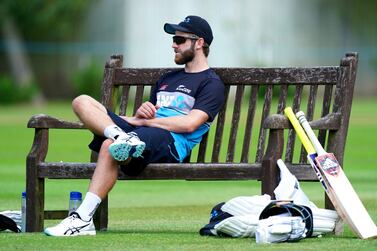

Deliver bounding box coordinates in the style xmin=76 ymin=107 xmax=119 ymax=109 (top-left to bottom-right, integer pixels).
xmin=123 ymin=109 xmax=209 ymax=133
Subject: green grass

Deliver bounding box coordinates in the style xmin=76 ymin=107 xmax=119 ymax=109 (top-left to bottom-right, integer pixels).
xmin=0 ymin=99 xmax=377 ymax=250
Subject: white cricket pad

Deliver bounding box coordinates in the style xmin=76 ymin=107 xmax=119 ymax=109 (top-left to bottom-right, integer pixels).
xmin=255 ymin=216 xmax=306 ymax=244
xmin=221 ymin=195 xmax=271 ymax=216
xmin=214 ymin=215 xmax=259 ymax=238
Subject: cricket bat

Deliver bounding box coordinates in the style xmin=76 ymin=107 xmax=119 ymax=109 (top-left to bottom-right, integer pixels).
xmin=285 ymin=107 xmax=346 ymax=234
xmin=295 ymin=110 xmax=377 ymax=239
xmin=284 ymin=107 xmax=329 ymax=192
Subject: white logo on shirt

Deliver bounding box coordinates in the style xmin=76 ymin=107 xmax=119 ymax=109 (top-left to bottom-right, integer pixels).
xmin=156 ymin=91 xmax=195 ymax=113
xmin=176 ymin=85 xmax=192 ymax=94
xmin=157 ymin=94 xmax=175 ymax=106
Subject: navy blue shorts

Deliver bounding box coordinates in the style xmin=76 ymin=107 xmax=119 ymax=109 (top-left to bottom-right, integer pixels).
xmin=88 ymin=110 xmax=179 ymax=176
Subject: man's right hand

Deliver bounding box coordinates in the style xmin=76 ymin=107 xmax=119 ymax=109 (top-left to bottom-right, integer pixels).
xmin=135 ymin=102 xmax=160 ymax=119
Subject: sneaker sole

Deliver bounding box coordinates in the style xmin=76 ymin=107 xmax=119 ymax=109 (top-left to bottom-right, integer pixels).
xmin=109 ymin=141 xmax=146 ymax=161
xmin=44 ymin=229 xmax=96 ymax=237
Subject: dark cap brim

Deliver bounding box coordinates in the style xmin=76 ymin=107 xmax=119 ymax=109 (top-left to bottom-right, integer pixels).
xmin=199 ymin=219 xmax=234 ymax=237
xmin=164 ymin=23 xmax=192 ymax=35
xmin=199 ymin=202 xmax=233 ymax=236
xmin=199 ymin=221 xmax=218 ymax=236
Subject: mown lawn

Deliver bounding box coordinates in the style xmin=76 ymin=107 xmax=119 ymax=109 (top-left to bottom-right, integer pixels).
xmin=0 ymin=98 xmax=376 ymax=250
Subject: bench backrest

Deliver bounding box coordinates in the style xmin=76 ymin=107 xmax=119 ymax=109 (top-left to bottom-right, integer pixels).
xmin=99 ymin=53 xmax=358 ymax=167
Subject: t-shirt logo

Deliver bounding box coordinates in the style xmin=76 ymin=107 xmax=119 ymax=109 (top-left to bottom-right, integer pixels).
xmin=176 ymin=85 xmax=191 ymax=94
xmin=159 ymin=84 xmax=168 ymax=90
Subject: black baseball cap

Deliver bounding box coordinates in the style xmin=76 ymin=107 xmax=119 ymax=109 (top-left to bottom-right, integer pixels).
xmin=0 ymin=214 xmax=20 ymax=233
xmin=199 ymin=202 xmax=233 ymax=236
xmin=164 ymin=15 xmax=213 ymax=45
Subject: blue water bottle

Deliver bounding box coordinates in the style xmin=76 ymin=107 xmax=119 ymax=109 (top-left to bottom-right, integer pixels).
xmin=21 ymin=191 xmax=26 ymax=232
xmin=68 ymin=191 xmax=82 ymax=215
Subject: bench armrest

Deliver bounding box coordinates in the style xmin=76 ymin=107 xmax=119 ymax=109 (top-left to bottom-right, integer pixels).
xmin=28 ymin=114 xmax=85 ymax=129
xmin=27 ymin=114 xmax=87 ymax=185
xmin=263 ymin=112 xmax=341 ymax=130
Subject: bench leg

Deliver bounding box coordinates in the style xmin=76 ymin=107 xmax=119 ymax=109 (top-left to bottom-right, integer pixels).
xmin=26 ymin=128 xmax=48 ymax=232
xmin=26 ymin=167 xmax=45 ymax=232
xmin=261 ymin=128 xmax=283 ymax=197
xmin=94 ymin=196 xmax=108 ymax=231
xmin=90 ymin=150 xmax=108 ymax=231
xmin=261 ymin=157 xmax=279 ymax=197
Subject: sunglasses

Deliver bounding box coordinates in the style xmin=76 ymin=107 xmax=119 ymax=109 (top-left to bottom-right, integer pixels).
xmin=172 ymin=35 xmax=200 ymax=45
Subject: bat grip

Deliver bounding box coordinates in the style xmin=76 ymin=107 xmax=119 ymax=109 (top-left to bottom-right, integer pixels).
xmin=284 ymin=107 xmax=316 ymax=154
xmin=296 ymin=111 xmax=326 ymax=155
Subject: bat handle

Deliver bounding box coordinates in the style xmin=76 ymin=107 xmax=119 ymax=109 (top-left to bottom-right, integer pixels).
xmin=296 ymin=111 xmax=327 ymax=155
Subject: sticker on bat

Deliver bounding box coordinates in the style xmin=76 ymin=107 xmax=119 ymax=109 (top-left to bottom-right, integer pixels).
xmin=316 ymin=153 xmax=340 ymax=176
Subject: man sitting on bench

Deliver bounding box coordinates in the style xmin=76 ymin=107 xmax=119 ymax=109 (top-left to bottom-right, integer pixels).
xmin=44 ymin=15 xmax=225 ymax=236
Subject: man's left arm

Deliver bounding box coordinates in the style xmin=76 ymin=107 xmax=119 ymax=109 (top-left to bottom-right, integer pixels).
xmin=124 ymin=109 xmax=209 ymax=133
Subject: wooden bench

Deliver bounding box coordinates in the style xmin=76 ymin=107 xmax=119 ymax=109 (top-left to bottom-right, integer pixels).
xmin=26 ymin=52 xmax=358 ymax=232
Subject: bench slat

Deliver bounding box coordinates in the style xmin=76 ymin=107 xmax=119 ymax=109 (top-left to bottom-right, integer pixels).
xmin=285 ymin=85 xmax=303 ymax=162
xmin=277 ymin=84 xmax=288 ymax=114
xmin=256 ymin=85 xmax=273 ymax=162
xmin=299 ymin=85 xmax=319 ymax=162
xmin=133 ymin=85 xmax=145 ymax=115
xmin=306 ymin=85 xmax=318 ymax=120
xmin=197 ymin=132 xmax=208 ymax=162
xmin=114 ymin=67 xmax=340 ymax=85
xmin=212 ymin=85 xmax=230 ymax=162
xmin=119 ymin=85 xmax=130 ymax=116
xmin=226 ymin=85 xmax=244 ymax=162
xmin=318 ymin=84 xmax=333 ymax=146
xmin=241 ymin=85 xmax=259 ymax=163
xmin=39 ymin=162 xmax=262 ymax=180
xmin=38 ymin=162 xmax=318 ymax=180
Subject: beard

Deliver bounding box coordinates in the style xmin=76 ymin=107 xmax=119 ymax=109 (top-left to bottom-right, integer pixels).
xmin=174 ymin=43 xmax=195 ymax=65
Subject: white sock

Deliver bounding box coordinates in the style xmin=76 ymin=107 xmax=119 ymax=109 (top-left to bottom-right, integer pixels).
xmin=75 ymin=192 xmax=102 ymax=221
xmin=104 ymin=125 xmax=125 ymax=140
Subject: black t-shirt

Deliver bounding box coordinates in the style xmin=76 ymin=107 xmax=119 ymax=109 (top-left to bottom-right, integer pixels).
xmin=150 ymin=68 xmax=225 ymax=122
xmin=149 ymin=68 xmax=225 ymax=161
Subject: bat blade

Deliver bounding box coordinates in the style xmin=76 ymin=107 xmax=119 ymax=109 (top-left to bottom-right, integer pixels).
xmin=307 ymin=153 xmax=328 ymax=191
xmin=296 ymin=111 xmax=377 ymax=239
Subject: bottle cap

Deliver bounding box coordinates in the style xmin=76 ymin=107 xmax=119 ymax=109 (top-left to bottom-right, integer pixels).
xmin=70 ymin=191 xmax=82 ymax=200
xmin=22 ymin=191 xmax=26 ymax=198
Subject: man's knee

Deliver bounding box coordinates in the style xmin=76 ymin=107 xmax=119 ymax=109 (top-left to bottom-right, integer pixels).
xmin=100 ymin=139 xmax=133 ymax=165
xmin=100 ymin=139 xmax=113 ymax=152
xmin=98 ymin=139 xmax=119 ymax=163
xmin=72 ymin=94 xmax=90 ymax=113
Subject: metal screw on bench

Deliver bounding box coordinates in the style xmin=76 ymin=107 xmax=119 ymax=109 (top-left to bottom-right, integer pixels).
xmin=21 ymin=191 xmax=26 ymax=232
xmin=68 ymin=191 xmax=82 ymax=216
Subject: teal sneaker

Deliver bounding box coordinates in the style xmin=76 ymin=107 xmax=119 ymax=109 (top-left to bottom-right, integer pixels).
xmin=108 ymin=132 xmax=146 ymax=161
